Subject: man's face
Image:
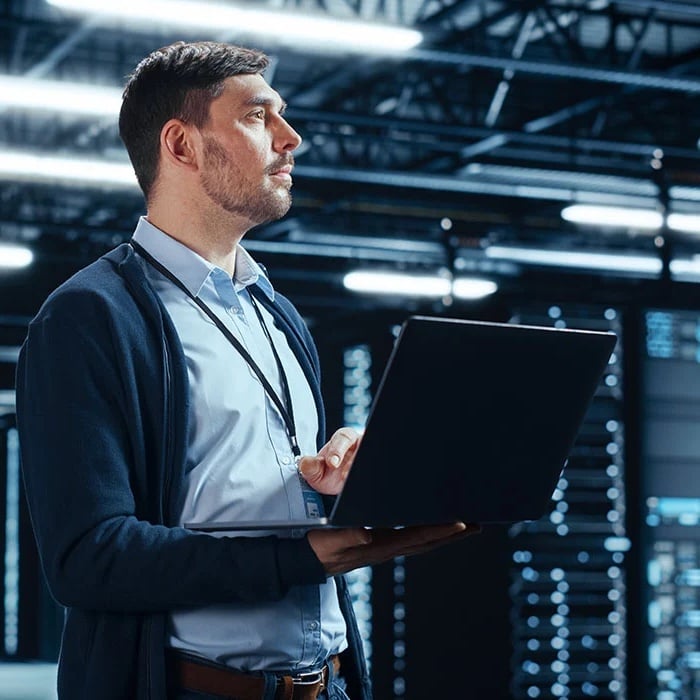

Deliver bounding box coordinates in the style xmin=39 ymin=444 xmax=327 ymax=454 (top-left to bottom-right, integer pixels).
xmin=197 ymin=73 xmax=302 ymax=226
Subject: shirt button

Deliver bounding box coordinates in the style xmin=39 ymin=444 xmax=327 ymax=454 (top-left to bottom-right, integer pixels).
xmin=308 ymin=621 xmax=319 ymax=631
xmin=281 ymin=456 xmax=291 ymax=465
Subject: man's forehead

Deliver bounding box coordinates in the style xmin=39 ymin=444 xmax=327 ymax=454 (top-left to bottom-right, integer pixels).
xmin=220 ymin=74 xmax=284 ymax=109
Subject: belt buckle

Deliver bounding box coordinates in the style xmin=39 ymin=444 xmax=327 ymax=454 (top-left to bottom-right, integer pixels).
xmin=290 ymin=669 xmax=324 ymax=687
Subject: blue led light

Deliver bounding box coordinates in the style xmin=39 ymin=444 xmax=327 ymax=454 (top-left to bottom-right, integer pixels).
xmin=655 ymin=497 xmax=700 ymax=517
xmin=604 ymin=537 xmax=631 ymax=552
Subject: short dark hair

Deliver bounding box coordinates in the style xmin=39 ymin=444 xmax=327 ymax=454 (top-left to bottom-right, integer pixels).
xmin=119 ymin=41 xmax=269 ymax=199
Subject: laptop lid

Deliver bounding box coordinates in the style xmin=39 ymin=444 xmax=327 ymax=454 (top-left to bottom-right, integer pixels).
xmin=187 ymin=315 xmax=616 ymax=532
xmin=325 ymin=315 xmax=616 ymax=527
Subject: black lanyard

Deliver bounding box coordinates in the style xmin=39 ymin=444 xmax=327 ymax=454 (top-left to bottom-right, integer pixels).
xmin=130 ymin=239 xmax=301 ymax=458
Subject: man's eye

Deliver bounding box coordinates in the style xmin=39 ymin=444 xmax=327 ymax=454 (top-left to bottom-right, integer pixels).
xmin=250 ymin=110 xmax=265 ymax=120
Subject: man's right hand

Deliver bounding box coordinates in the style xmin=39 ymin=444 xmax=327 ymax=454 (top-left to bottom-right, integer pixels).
xmin=307 ymin=522 xmax=480 ymax=576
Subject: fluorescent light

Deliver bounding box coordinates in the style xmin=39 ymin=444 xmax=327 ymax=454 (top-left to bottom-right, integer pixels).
xmin=0 ymin=244 xmax=33 ymax=269
xmin=562 ymin=204 xmax=700 ymax=235
xmin=485 ymin=245 xmax=662 ymax=274
xmin=561 ymin=204 xmax=663 ymax=230
xmin=344 ymin=271 xmax=451 ymax=297
xmin=668 ymin=213 xmax=700 ymax=234
xmin=47 ymin=0 xmax=422 ymax=53
xmin=0 ymin=151 xmax=138 ymax=188
xmin=670 ymin=185 xmax=700 ymax=202
xmin=0 ymin=75 xmax=121 ymax=116
xmin=343 ymin=270 xmax=498 ymax=299
xmin=452 ymin=278 xmax=498 ymax=299
xmin=670 ymin=256 xmax=700 ymax=281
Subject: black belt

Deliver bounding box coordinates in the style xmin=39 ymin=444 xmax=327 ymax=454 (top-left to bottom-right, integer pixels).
xmin=166 ymin=650 xmax=341 ymax=700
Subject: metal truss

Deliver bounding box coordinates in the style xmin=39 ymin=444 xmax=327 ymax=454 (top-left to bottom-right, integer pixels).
xmin=1 ymin=0 xmax=700 ymax=315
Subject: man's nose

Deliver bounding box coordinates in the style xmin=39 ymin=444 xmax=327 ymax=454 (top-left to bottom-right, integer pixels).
xmin=274 ymin=118 xmax=302 ymax=152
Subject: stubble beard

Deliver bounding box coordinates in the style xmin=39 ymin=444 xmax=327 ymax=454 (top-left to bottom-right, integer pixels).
xmin=200 ymin=136 xmax=292 ymax=225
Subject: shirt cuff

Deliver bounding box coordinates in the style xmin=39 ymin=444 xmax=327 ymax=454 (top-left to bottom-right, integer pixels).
xmin=276 ymin=536 xmax=327 ymax=587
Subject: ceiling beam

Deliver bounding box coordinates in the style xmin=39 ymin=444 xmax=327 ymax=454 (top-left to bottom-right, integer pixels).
xmin=406 ymin=48 xmax=700 ymax=92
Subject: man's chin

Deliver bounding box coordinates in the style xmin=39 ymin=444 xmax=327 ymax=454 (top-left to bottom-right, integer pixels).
xmin=269 ymin=191 xmax=293 ymax=219
xmin=253 ymin=196 xmax=292 ymax=227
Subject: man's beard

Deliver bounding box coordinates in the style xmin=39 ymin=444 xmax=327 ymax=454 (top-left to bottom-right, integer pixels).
xmin=200 ymin=136 xmax=292 ymax=225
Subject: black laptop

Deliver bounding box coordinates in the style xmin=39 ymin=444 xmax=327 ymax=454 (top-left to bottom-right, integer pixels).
xmin=186 ymin=315 xmax=616 ymax=531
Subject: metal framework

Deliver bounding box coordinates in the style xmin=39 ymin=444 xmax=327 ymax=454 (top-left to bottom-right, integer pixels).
xmin=1 ymin=0 xmax=700 ymax=315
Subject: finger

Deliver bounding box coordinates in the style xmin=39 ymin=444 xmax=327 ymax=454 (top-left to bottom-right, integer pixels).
xmin=307 ymin=527 xmax=373 ymax=570
xmin=404 ymin=524 xmax=480 ymax=552
xmin=397 ymin=523 xmax=481 ymax=557
xmin=352 ymin=527 xmax=373 ymax=546
xmin=310 ymin=524 xmax=475 ymax=575
xmin=324 ymin=428 xmax=360 ymax=468
xmin=309 ymin=527 xmax=372 ymax=550
xmin=370 ymin=522 xmax=475 ymax=551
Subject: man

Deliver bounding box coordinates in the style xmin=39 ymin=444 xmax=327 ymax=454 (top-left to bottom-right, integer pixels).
xmin=15 ymin=41 xmax=476 ymax=700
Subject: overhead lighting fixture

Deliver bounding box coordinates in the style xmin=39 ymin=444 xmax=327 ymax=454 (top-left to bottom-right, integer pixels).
xmin=562 ymin=204 xmax=700 ymax=235
xmin=667 ymin=213 xmax=700 ymax=235
xmin=670 ymin=255 xmax=700 ymax=281
xmin=47 ymin=0 xmax=422 ymax=53
xmin=452 ymin=278 xmax=499 ymax=299
xmin=343 ymin=270 xmax=497 ymax=300
xmin=0 ymin=151 xmax=138 ymax=188
xmin=485 ymin=245 xmax=662 ymax=275
xmin=561 ymin=204 xmax=662 ymax=230
xmin=344 ymin=271 xmax=450 ymax=297
xmin=0 ymin=75 xmax=121 ymax=116
xmin=0 ymin=243 xmax=34 ymax=269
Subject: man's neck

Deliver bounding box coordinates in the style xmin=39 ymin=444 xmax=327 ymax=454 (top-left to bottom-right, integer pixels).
xmin=145 ymin=206 xmax=250 ymax=277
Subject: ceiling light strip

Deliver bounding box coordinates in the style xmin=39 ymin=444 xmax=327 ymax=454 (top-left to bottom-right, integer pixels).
xmin=0 ymin=75 xmax=121 ymax=116
xmin=0 ymin=244 xmax=34 ymax=269
xmin=0 ymin=151 xmax=137 ymax=188
xmin=562 ymin=204 xmax=663 ymax=230
xmin=343 ymin=271 xmax=497 ymax=299
xmin=485 ymin=245 xmax=662 ymax=274
xmin=47 ymin=0 xmax=422 ymax=53
xmin=562 ymin=204 xmax=700 ymax=235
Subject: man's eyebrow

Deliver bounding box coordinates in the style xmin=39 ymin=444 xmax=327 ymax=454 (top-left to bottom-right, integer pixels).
xmin=244 ymin=95 xmax=288 ymax=113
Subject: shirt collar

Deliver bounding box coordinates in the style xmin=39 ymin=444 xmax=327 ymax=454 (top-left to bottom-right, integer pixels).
xmin=131 ymin=216 xmax=274 ymax=301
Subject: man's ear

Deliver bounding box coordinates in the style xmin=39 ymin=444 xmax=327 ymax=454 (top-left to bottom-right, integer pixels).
xmin=160 ymin=119 xmax=199 ymax=172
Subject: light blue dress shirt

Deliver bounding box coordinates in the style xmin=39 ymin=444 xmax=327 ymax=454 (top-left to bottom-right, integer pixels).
xmin=131 ymin=217 xmax=347 ymax=672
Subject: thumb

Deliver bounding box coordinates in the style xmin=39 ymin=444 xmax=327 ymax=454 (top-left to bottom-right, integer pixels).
xmin=298 ymin=456 xmax=324 ymax=485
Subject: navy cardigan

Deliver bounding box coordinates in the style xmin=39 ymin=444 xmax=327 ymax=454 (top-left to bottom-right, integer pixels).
xmin=15 ymin=244 xmax=371 ymax=700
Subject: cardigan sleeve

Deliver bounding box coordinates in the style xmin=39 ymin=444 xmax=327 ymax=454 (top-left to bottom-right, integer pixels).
xmin=15 ymin=285 xmax=326 ymax=613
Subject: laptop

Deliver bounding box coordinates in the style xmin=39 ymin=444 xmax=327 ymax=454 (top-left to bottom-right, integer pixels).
xmin=186 ymin=315 xmax=616 ymax=532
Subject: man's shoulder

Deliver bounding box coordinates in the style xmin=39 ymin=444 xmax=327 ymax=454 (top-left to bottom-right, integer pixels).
xmin=57 ymin=243 xmax=131 ymax=290
xmin=33 ymin=243 xmax=146 ymax=322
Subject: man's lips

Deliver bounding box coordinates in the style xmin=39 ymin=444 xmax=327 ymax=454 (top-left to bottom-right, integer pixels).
xmin=269 ymin=164 xmax=293 ymax=185
xmin=269 ymin=164 xmax=293 ymax=176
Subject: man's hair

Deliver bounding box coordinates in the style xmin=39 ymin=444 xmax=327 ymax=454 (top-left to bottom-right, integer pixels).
xmin=119 ymin=41 xmax=269 ymax=199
